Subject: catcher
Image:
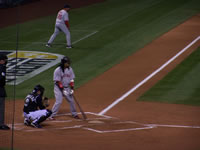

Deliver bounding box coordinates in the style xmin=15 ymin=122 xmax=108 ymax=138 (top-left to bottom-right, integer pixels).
xmin=23 ymin=84 xmax=52 ymax=128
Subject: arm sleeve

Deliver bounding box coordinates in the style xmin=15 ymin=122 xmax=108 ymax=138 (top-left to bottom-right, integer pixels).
xmin=64 ymin=11 xmax=69 ymax=28
xmin=69 ymin=68 xmax=75 ymax=89
xmin=53 ymin=68 xmax=61 ymax=82
xmin=65 ymin=21 xmax=70 ymax=28
xmin=56 ymin=81 xmax=64 ymax=89
xmin=70 ymin=68 xmax=75 ymax=79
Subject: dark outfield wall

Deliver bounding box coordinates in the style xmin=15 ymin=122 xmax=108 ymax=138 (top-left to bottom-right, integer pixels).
xmin=0 ymin=0 xmax=105 ymax=28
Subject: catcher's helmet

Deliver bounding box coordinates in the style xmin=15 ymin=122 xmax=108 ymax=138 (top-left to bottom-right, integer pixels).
xmin=32 ymin=84 xmax=45 ymax=95
xmin=61 ymin=56 xmax=71 ymax=65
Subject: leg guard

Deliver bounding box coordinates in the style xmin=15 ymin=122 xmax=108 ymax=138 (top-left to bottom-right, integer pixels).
xmin=37 ymin=115 xmax=47 ymax=124
xmin=46 ymin=109 xmax=52 ymax=118
xmin=36 ymin=109 xmax=52 ymax=124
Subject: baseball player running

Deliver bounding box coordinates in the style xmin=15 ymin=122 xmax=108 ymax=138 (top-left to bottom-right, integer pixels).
xmin=46 ymin=4 xmax=72 ymax=48
xmin=23 ymin=85 xmax=52 ymax=128
xmin=50 ymin=56 xmax=80 ymax=120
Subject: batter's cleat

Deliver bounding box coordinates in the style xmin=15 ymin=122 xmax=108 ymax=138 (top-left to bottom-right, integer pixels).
xmin=31 ymin=122 xmax=42 ymax=128
xmin=24 ymin=119 xmax=31 ymax=126
xmin=73 ymin=115 xmax=80 ymax=119
xmin=46 ymin=43 xmax=52 ymax=48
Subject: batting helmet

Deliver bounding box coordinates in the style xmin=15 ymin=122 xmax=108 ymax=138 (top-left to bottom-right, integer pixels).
xmin=32 ymin=84 xmax=45 ymax=96
xmin=61 ymin=56 xmax=71 ymax=65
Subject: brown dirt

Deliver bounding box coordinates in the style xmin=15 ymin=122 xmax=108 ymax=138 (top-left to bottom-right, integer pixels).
xmin=1 ymin=1 xmax=200 ymax=150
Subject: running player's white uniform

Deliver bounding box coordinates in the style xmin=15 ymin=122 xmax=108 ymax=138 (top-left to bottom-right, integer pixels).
xmin=51 ymin=66 xmax=77 ymax=117
xmin=47 ymin=9 xmax=71 ymax=46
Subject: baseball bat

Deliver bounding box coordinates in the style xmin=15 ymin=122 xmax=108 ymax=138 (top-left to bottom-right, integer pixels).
xmin=73 ymin=94 xmax=87 ymax=120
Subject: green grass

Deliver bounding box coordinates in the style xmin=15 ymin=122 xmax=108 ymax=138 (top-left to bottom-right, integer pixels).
xmin=138 ymin=46 xmax=200 ymax=106
xmin=0 ymin=0 xmax=199 ymax=99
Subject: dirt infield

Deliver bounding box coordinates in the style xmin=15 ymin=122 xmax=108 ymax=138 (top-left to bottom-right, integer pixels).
xmin=1 ymin=1 xmax=200 ymax=150
xmin=0 ymin=13 xmax=198 ymax=150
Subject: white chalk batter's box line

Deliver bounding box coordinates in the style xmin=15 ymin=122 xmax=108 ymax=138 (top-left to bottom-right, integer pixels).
xmin=11 ymin=112 xmax=200 ymax=133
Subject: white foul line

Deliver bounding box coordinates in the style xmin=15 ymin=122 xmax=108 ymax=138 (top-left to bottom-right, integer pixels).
xmin=99 ymin=36 xmax=200 ymax=115
xmin=72 ymin=31 xmax=98 ymax=45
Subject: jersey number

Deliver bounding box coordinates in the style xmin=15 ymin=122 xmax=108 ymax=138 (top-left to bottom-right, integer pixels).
xmin=57 ymin=13 xmax=62 ymax=20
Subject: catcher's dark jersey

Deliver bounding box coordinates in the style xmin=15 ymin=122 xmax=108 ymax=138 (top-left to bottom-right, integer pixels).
xmin=23 ymin=93 xmax=45 ymax=114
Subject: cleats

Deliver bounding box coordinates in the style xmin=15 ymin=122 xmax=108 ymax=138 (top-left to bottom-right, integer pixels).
xmin=24 ymin=119 xmax=31 ymax=126
xmin=46 ymin=43 xmax=52 ymax=48
xmin=73 ymin=115 xmax=80 ymax=119
xmin=31 ymin=122 xmax=42 ymax=128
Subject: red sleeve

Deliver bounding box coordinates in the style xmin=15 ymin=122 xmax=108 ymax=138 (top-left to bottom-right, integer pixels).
xmin=70 ymin=80 xmax=74 ymax=89
xmin=65 ymin=21 xmax=70 ymax=28
xmin=56 ymin=81 xmax=63 ymax=89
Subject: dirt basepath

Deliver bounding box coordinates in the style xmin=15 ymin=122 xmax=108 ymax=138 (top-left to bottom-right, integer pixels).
xmin=1 ymin=3 xmax=200 ymax=150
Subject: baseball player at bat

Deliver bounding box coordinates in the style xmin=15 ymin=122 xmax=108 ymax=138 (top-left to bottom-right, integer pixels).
xmin=23 ymin=85 xmax=52 ymax=128
xmin=46 ymin=4 xmax=72 ymax=48
xmin=49 ymin=56 xmax=80 ymax=120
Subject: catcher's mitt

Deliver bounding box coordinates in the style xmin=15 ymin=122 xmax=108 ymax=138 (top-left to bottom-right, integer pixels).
xmin=43 ymin=97 xmax=50 ymax=107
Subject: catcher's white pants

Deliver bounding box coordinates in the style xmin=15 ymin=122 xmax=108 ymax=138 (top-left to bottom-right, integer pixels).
xmin=51 ymin=85 xmax=77 ymax=117
xmin=24 ymin=109 xmax=48 ymax=123
xmin=48 ymin=23 xmax=71 ymax=46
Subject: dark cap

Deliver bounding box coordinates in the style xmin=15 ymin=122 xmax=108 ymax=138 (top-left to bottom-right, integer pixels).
xmin=64 ymin=4 xmax=70 ymax=8
xmin=0 ymin=54 xmax=7 ymax=60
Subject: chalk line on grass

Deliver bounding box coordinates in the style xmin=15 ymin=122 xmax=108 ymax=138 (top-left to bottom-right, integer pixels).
xmin=99 ymin=36 xmax=200 ymax=115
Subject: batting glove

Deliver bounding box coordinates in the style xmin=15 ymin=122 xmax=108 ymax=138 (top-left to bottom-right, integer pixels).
xmin=63 ymin=89 xmax=68 ymax=97
xmin=70 ymin=89 xmax=74 ymax=95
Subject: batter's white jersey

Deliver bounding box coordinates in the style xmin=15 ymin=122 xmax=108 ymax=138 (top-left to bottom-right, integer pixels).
xmin=56 ymin=9 xmax=69 ymax=25
xmin=52 ymin=66 xmax=77 ymax=117
xmin=53 ymin=66 xmax=75 ymax=87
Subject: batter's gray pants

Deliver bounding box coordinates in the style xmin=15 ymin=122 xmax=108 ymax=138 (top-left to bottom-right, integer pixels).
xmin=0 ymin=97 xmax=5 ymax=125
xmin=48 ymin=23 xmax=71 ymax=46
xmin=52 ymin=86 xmax=77 ymax=117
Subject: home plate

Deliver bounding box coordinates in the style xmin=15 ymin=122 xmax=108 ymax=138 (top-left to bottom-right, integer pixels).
xmin=88 ymin=120 xmax=104 ymax=124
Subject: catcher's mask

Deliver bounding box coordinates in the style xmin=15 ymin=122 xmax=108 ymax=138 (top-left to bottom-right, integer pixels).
xmin=32 ymin=84 xmax=45 ymax=96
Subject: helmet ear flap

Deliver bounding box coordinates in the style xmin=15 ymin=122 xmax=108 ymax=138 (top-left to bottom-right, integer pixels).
xmin=33 ymin=84 xmax=45 ymax=96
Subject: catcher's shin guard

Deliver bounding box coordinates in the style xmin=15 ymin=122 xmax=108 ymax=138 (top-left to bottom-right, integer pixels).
xmin=46 ymin=109 xmax=52 ymax=117
xmin=37 ymin=116 xmax=47 ymax=124
xmin=37 ymin=110 xmax=52 ymax=124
